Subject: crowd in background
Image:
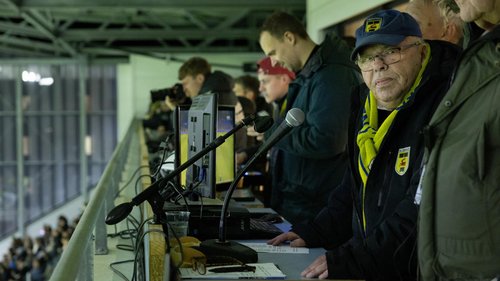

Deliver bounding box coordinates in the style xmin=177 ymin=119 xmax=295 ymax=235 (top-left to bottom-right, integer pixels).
xmin=0 ymin=215 xmax=79 ymax=281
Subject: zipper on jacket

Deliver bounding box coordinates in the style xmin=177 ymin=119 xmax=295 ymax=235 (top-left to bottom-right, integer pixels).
xmin=377 ymin=190 xmax=383 ymax=208
xmin=377 ymin=150 xmax=392 ymax=209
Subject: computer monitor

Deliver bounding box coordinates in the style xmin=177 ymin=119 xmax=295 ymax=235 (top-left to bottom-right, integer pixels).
xmin=174 ymin=93 xmax=235 ymax=198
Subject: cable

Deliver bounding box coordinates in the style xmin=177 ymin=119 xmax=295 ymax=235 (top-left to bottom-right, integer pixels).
xmin=131 ymin=229 xmax=179 ymax=281
xmin=109 ymin=259 xmax=134 ymax=281
xmin=115 ymin=165 xmax=150 ymax=198
xmin=134 ymin=174 xmax=155 ymax=196
xmin=108 ymin=215 xmax=141 ymax=281
xmin=108 ymin=216 xmax=157 ymax=281
xmin=152 ymin=145 xmax=169 ymax=178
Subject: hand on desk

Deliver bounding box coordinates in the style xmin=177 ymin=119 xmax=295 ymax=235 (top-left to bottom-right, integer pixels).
xmin=267 ymin=231 xmax=306 ymax=247
xmin=301 ymin=254 xmax=329 ymax=279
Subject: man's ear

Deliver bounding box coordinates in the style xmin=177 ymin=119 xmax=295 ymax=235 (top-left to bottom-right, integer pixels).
xmin=283 ymin=31 xmax=296 ymax=45
xmin=419 ymin=43 xmax=429 ymax=62
xmin=442 ymin=23 xmax=462 ymax=45
xmin=195 ymin=73 xmax=205 ymax=84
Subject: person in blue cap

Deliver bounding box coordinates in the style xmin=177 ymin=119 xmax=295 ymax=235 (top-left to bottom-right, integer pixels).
xmin=268 ymin=9 xmax=460 ymax=280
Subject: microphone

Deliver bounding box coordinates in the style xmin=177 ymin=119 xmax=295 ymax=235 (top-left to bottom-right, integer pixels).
xmin=198 ymin=108 xmax=305 ymax=263
xmin=253 ymin=115 xmax=274 ymax=133
xmin=105 ymin=114 xmax=273 ymax=226
xmin=254 ymin=108 xmax=305 ymax=156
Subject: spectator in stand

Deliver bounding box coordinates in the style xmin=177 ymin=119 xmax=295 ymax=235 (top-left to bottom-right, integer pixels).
xmin=0 ymin=214 xmax=80 ymax=281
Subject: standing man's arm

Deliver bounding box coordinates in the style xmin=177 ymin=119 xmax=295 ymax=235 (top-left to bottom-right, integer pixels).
xmin=272 ymin=65 xmax=355 ymax=158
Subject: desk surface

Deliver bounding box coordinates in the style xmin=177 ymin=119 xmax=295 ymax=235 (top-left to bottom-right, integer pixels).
xmin=169 ymin=202 xmax=326 ymax=280
xmin=247 ymin=240 xmax=324 ymax=280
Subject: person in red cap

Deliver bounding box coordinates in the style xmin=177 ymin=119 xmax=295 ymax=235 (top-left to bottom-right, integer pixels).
xmin=257 ymin=56 xmax=295 ymax=115
xmin=247 ymin=56 xmax=296 ymax=205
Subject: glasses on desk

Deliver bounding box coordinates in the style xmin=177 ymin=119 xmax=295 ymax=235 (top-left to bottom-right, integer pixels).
xmin=356 ymin=41 xmax=422 ymax=72
xmin=192 ymin=255 xmax=255 ymax=275
xmin=191 ymin=256 xmax=207 ymax=275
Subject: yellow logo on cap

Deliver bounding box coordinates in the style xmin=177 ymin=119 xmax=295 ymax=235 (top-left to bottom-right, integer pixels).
xmin=365 ymin=18 xmax=382 ymax=32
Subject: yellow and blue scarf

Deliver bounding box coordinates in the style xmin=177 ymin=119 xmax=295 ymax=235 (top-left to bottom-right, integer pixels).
xmin=356 ymin=42 xmax=430 ymax=230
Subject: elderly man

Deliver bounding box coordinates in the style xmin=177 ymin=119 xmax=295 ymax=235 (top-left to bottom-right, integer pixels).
xmin=418 ymin=0 xmax=500 ymax=280
xmin=269 ymin=10 xmax=460 ymax=280
xmin=406 ymin=0 xmax=464 ymax=45
xmin=258 ymin=12 xmax=360 ymax=224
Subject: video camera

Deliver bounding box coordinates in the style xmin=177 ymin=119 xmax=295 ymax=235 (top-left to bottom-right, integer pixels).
xmin=150 ymin=83 xmax=186 ymax=103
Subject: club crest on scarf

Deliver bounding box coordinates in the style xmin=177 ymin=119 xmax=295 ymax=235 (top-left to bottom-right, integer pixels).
xmin=395 ymin=147 xmax=410 ymax=175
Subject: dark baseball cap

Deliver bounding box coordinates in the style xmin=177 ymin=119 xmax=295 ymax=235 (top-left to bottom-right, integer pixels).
xmin=351 ymin=9 xmax=422 ymax=61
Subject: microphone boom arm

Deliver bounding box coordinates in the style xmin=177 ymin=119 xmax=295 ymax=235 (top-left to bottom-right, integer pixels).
xmin=105 ymin=115 xmax=256 ymax=225
xmin=218 ymin=122 xmax=292 ymax=242
xmin=200 ymin=108 xmax=304 ymax=263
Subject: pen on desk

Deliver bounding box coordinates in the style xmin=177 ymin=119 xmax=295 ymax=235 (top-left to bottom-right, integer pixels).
xmin=208 ymin=265 xmax=256 ymax=273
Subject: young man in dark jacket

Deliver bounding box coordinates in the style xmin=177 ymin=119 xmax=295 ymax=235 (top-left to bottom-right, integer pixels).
xmin=259 ymin=12 xmax=360 ymax=224
xmin=268 ymin=10 xmax=460 ymax=280
xmin=177 ymin=56 xmax=237 ymax=106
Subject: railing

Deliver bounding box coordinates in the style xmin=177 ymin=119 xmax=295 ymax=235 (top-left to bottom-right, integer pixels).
xmin=49 ymin=119 xmax=142 ymax=281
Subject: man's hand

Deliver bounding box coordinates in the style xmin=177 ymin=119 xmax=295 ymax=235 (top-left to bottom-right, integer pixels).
xmin=267 ymin=231 xmax=306 ymax=247
xmin=247 ymin=126 xmax=264 ymax=141
xmin=164 ymin=96 xmax=177 ymax=111
xmin=301 ymin=254 xmax=329 ymax=279
xmin=236 ymin=151 xmax=248 ymax=165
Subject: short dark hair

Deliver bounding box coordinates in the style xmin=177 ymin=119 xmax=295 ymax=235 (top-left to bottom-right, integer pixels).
xmin=234 ymin=75 xmax=260 ymax=99
xmin=260 ymin=11 xmax=308 ymax=40
xmin=178 ymin=57 xmax=211 ymax=80
xmin=237 ymin=96 xmax=256 ymax=117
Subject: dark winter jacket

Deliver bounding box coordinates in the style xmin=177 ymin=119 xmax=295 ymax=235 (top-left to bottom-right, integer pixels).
xmin=266 ymin=34 xmax=360 ymax=224
xmin=200 ymin=70 xmax=237 ymax=106
xmin=293 ymin=40 xmax=460 ymax=280
xmin=419 ymin=25 xmax=500 ymax=281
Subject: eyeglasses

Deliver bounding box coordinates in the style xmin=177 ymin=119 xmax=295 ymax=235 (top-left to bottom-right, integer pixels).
xmin=356 ymin=42 xmax=422 ymax=72
xmin=192 ymin=256 xmax=207 ymax=275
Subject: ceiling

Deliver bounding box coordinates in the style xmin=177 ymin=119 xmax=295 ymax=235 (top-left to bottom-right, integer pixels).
xmin=0 ymin=0 xmax=306 ymax=62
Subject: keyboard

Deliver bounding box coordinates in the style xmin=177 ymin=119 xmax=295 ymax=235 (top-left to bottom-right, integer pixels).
xmin=248 ymin=219 xmax=283 ymax=238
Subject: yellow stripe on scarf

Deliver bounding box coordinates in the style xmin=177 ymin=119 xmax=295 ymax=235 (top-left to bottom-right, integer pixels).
xmin=279 ymin=99 xmax=288 ymax=118
xmin=356 ymin=42 xmax=431 ymax=231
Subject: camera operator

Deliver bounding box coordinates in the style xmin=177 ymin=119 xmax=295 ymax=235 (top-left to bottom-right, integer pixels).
xmin=162 ymin=82 xmax=192 ymax=110
xmin=143 ymin=83 xmax=190 ymax=152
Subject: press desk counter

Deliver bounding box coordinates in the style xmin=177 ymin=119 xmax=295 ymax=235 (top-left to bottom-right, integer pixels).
xmin=159 ymin=197 xmax=362 ymax=280
xmin=172 ymin=241 xmax=364 ymax=281
xmin=241 ymin=240 xmax=325 ymax=280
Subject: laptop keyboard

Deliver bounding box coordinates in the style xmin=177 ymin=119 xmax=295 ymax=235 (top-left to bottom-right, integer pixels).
xmin=249 ymin=219 xmax=283 ymax=237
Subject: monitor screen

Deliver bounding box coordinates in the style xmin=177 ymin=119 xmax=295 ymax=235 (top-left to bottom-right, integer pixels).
xmin=174 ymin=93 xmax=235 ymax=198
